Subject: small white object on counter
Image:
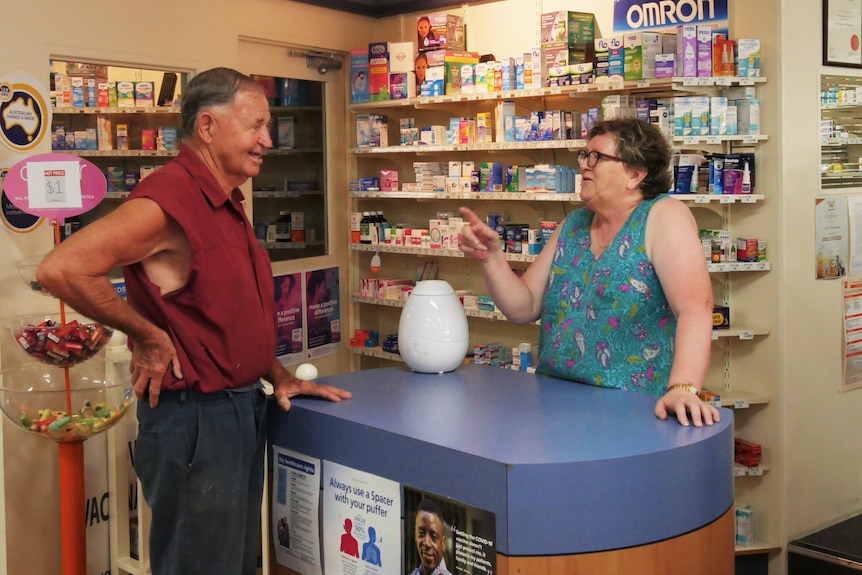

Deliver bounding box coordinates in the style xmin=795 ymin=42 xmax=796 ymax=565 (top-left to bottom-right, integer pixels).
xmin=295 ymin=363 xmax=319 ymax=381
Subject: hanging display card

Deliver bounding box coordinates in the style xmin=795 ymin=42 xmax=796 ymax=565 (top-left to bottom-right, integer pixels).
xmin=3 ymin=152 xmax=106 ymax=222
xmin=26 ymin=160 xmax=82 ymax=209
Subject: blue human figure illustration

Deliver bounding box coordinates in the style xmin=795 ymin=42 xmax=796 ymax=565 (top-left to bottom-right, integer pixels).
xmin=362 ymin=526 xmax=382 ymax=566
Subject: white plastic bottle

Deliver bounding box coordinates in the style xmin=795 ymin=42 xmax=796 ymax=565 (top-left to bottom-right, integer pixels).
xmin=741 ymin=162 xmax=751 ymax=194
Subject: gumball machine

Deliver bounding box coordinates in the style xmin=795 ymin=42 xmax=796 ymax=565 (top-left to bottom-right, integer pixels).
xmin=1 ymin=153 xmax=135 ymax=575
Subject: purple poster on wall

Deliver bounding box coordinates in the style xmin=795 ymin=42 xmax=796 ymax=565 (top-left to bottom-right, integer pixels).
xmin=274 ymin=272 xmax=304 ymax=360
xmin=305 ymin=266 xmax=341 ymax=357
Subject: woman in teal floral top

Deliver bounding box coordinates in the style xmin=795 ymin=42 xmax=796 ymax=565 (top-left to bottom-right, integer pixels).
xmin=459 ymin=119 xmax=719 ymax=427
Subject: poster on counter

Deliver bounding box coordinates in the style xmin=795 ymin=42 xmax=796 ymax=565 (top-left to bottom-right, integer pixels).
xmin=274 ymin=272 xmax=304 ymax=361
xmin=403 ymin=486 xmax=497 ymax=575
xmin=305 ymin=266 xmax=341 ymax=358
xmin=272 ymin=446 xmax=323 ymax=575
xmin=322 ymin=461 xmax=400 ymax=575
xmin=815 ymin=195 xmax=849 ymax=279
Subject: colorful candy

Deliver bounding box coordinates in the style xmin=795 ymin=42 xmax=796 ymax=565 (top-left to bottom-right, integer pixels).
xmin=13 ymin=319 xmax=114 ymax=367
xmin=16 ymin=395 xmax=133 ymax=442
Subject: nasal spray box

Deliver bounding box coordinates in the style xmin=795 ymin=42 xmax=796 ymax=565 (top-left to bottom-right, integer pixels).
xmin=736 ymin=39 xmax=762 ymax=77
xmin=676 ymin=24 xmax=698 ymax=77
xmin=624 ymin=32 xmax=661 ymax=80
xmin=697 ymin=26 xmax=713 ymax=77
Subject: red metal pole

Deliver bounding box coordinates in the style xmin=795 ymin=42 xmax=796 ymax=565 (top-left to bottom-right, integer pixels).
xmin=59 ymin=441 xmax=86 ymax=575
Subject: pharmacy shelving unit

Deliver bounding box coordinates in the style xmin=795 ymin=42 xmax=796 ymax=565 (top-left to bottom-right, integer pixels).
xmin=820 ymin=74 xmax=862 ymax=191
xmin=346 ymin=75 xmax=777 ymax=561
xmin=250 ymin=77 xmax=329 ymax=260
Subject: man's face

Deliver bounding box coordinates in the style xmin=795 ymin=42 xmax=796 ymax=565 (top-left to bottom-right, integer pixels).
xmin=207 ymin=89 xmax=272 ymax=189
xmin=415 ymin=510 xmax=445 ymax=573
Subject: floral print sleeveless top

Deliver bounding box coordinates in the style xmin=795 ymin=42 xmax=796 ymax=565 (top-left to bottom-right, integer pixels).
xmin=537 ymin=196 xmax=675 ymax=396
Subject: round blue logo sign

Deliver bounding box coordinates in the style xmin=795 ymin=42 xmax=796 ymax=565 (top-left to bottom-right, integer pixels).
xmin=0 ymin=79 xmax=49 ymax=152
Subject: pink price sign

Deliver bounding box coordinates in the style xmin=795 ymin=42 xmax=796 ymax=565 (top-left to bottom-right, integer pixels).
xmin=3 ymin=153 xmax=107 ymax=224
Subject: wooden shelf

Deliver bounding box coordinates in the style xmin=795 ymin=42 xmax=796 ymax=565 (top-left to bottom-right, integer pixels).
xmin=718 ymin=389 xmax=770 ymax=408
xmin=349 ymin=77 xmax=767 ymax=112
xmin=351 ymin=294 xmax=539 ymax=324
xmin=734 ymin=465 xmax=769 ymax=477
xmin=266 ymin=148 xmax=323 ymax=155
xmin=350 ymin=346 xmax=402 ymax=362
xmin=735 ymin=540 xmax=781 ymax=556
xmin=351 ymin=140 xmax=583 ymax=154
xmin=53 ymin=106 xmax=180 ymax=114
xmin=351 ymin=190 xmax=581 ymax=202
xmin=252 ymin=190 xmax=324 ymax=198
xmin=55 ymin=149 xmax=179 ymax=158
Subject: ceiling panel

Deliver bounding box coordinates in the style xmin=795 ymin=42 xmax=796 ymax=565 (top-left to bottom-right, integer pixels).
xmin=292 ymin=0 xmax=461 ymax=18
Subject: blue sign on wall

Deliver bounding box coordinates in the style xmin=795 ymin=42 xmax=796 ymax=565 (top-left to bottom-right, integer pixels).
xmin=1 ymin=188 xmax=42 ymax=234
xmin=613 ymin=0 xmax=729 ymax=35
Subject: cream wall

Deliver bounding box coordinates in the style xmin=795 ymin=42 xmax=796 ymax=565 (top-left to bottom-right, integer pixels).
xmin=781 ymin=0 xmax=862 ymax=537
xmin=0 ymin=1 xmax=373 ymax=573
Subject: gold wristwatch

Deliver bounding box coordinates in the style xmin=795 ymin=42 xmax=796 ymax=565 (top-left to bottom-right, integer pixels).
xmin=666 ymin=383 xmax=699 ymax=395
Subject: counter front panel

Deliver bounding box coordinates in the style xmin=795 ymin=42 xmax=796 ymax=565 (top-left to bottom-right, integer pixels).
xmin=267 ymin=364 xmax=733 ymax=556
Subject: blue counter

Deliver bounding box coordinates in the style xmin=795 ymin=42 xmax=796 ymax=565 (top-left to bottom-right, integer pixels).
xmin=267 ymin=364 xmax=733 ymax=557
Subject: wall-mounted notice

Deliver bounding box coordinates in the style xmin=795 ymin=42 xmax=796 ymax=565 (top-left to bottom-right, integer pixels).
xmin=816 ymin=195 xmax=848 ymax=279
xmin=274 ymin=272 xmax=304 ymax=361
xmin=305 ymin=266 xmax=341 ymax=359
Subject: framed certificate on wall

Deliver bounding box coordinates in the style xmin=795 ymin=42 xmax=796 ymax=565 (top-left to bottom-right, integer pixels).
xmin=824 ymin=0 xmax=862 ymax=67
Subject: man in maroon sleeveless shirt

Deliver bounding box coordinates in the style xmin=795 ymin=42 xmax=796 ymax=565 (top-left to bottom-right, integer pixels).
xmin=37 ymin=67 xmax=351 ymax=575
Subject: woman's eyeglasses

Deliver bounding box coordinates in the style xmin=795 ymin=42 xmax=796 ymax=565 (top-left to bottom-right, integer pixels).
xmin=577 ymin=149 xmax=625 ymax=168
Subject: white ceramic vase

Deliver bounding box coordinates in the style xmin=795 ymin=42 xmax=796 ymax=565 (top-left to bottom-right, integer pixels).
xmin=398 ymin=280 xmax=469 ymax=373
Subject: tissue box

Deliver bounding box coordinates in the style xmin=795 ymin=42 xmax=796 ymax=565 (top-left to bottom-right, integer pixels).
xmin=418 ymin=13 xmax=465 ymax=52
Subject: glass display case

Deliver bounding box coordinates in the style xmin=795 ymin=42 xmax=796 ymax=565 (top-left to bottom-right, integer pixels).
xmin=821 ymin=73 xmax=862 ymax=190
xmin=250 ymin=75 xmax=328 ymax=260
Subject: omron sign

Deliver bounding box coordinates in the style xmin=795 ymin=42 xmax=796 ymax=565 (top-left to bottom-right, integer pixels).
xmin=613 ymin=0 xmax=728 ymax=34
